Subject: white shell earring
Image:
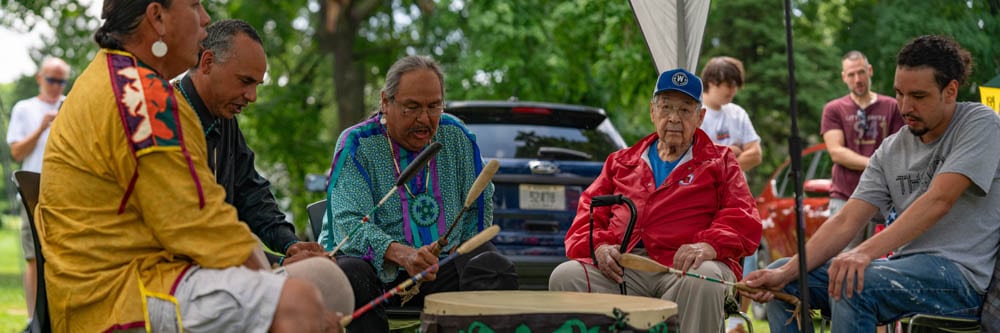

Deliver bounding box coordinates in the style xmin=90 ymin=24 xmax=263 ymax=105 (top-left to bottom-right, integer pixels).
xmin=380 ymin=115 xmax=387 ymax=125
xmin=151 ymin=38 xmax=168 ymax=58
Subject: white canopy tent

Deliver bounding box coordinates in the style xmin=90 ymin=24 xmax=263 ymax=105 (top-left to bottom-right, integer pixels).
xmin=628 ymin=0 xmax=711 ymax=73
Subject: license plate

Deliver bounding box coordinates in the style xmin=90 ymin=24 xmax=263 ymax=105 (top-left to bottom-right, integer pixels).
xmin=518 ymin=184 xmax=566 ymax=210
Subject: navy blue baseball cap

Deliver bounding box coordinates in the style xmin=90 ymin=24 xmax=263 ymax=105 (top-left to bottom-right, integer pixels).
xmin=653 ymin=68 xmax=702 ymax=104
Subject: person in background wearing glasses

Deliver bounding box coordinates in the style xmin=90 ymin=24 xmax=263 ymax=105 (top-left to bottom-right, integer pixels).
xmin=320 ymin=55 xmax=518 ymax=333
xmin=5 ymin=56 xmax=69 ymax=323
xmin=549 ymin=68 xmax=761 ymax=332
xmin=821 ymin=51 xmax=903 ymax=250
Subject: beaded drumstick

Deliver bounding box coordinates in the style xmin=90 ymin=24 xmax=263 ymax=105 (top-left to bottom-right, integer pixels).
xmin=399 ymin=159 xmax=498 ymax=304
xmin=340 ymin=225 xmax=502 ymax=327
xmin=618 ymin=253 xmax=806 ymax=326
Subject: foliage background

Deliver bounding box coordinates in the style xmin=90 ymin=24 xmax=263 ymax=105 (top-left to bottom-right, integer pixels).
xmin=1 ymin=0 xmax=998 ymax=240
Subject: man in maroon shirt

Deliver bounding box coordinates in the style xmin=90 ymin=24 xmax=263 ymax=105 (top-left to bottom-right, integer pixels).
xmin=821 ymin=51 xmax=904 ymax=248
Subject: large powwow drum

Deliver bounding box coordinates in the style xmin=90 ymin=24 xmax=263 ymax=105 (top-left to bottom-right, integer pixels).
xmin=420 ymin=291 xmax=677 ymax=332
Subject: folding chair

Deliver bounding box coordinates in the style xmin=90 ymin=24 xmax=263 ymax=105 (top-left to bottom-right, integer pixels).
xmin=306 ymin=199 xmax=326 ymax=242
xmin=723 ymin=294 xmax=754 ymax=333
xmin=12 ymin=170 xmax=50 ymax=333
xmin=722 ymin=254 xmax=754 ymax=333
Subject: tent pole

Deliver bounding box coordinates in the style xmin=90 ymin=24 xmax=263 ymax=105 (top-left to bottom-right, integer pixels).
xmin=782 ymin=0 xmax=813 ymax=331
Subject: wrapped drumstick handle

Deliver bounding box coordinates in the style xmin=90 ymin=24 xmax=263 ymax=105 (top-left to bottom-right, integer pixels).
xmin=618 ymin=253 xmax=805 ymax=325
xmin=432 ymin=159 xmax=499 ymax=254
xmin=340 ymin=225 xmax=501 ymax=327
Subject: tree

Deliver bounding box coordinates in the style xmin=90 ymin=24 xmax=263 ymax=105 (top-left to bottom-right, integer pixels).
xmin=1 ymin=0 xmax=97 ymax=216
xmin=426 ymin=1 xmax=656 ymax=141
xmin=317 ymin=0 xmax=435 ymax=133
xmin=1 ymin=0 xmax=99 ymax=74
xmin=836 ymin=0 xmax=1000 ymax=102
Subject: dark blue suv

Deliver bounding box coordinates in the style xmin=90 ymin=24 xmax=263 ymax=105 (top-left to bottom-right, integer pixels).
xmin=446 ymin=100 xmax=627 ymax=289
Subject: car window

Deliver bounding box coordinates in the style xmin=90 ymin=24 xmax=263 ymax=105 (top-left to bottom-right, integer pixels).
xmin=807 ymin=149 xmax=833 ymax=181
xmin=466 ymin=123 xmax=621 ymax=162
xmin=775 ymin=148 xmax=833 ymax=198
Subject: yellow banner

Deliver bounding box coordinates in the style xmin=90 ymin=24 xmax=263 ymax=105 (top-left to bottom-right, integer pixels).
xmin=982 ymin=86 xmax=1000 ymax=113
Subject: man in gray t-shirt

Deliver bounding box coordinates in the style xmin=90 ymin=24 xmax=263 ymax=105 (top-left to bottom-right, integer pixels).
xmin=854 ymin=101 xmax=1000 ymax=292
xmin=743 ymin=35 xmax=1000 ymax=333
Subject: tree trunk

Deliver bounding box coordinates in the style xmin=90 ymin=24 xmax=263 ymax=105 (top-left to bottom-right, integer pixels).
xmin=318 ymin=0 xmax=377 ymax=135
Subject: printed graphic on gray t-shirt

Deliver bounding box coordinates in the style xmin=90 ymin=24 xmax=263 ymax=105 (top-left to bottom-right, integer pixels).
xmin=852 ymin=102 xmax=1000 ymax=292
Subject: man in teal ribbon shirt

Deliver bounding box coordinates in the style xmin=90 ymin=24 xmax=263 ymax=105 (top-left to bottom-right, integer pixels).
xmin=320 ymin=55 xmax=518 ymax=333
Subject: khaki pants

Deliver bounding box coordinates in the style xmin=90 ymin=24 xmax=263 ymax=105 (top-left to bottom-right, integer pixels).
xmin=549 ymin=252 xmax=735 ymax=332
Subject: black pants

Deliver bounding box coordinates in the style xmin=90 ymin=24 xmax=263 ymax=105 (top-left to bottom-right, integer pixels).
xmin=337 ymin=242 xmax=518 ymax=333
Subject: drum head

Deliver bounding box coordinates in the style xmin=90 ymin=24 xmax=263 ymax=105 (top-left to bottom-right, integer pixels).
xmin=421 ymin=290 xmax=677 ymax=330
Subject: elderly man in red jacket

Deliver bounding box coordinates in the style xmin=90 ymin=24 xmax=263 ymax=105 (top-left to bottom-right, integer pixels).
xmin=549 ymin=68 xmax=762 ymax=333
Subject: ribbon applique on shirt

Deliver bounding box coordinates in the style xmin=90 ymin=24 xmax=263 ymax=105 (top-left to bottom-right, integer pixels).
xmin=106 ymin=49 xmax=205 ymax=213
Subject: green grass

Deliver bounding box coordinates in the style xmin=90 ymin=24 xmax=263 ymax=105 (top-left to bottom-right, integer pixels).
xmin=0 ymin=214 xmax=29 ymax=332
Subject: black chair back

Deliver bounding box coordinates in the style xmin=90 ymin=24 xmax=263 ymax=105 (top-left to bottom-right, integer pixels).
xmin=12 ymin=170 xmax=50 ymax=333
xmin=307 ymin=200 xmax=327 ymax=242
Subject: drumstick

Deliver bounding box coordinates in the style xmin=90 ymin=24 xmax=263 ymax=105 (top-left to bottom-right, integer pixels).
xmin=618 ymin=253 xmax=806 ymax=326
xmin=340 ymin=225 xmax=501 ymax=327
xmin=328 ymin=142 xmax=443 ymax=257
xmin=431 ymin=159 xmax=499 ymax=255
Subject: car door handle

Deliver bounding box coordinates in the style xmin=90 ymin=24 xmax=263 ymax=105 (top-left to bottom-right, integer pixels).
xmin=528 ymin=160 xmax=559 ymax=175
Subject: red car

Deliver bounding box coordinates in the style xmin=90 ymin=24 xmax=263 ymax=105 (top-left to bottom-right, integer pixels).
xmin=755 ymin=143 xmax=833 ymax=263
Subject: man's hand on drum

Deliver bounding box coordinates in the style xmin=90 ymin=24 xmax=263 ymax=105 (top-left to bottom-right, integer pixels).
xmin=595 ymin=244 xmax=624 ymax=283
xmin=740 ymin=266 xmax=795 ymax=303
xmin=672 ymin=242 xmax=717 ymax=272
xmin=282 ymin=241 xmax=327 ymax=266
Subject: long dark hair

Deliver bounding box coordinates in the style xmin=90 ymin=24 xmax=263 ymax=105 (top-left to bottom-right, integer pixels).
xmin=94 ymin=0 xmax=172 ymax=50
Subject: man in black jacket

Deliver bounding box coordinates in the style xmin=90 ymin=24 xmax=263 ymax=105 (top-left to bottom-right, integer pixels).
xmin=176 ymin=19 xmax=327 ymax=265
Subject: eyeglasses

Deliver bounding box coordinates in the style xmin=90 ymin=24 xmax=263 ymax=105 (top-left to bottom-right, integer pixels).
xmin=653 ymin=102 xmax=699 ymax=118
xmin=856 ymin=108 xmax=869 ymax=134
xmin=394 ymin=101 xmax=445 ymax=118
xmin=44 ymin=77 xmax=68 ymax=85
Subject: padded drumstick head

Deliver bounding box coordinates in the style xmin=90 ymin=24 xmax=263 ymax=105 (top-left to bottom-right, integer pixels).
xmin=464 ymin=160 xmax=499 ymax=207
xmin=456 ymin=225 xmax=500 ymax=254
xmin=618 ymin=253 xmax=674 ymax=273
xmin=396 ymin=142 xmax=443 ymax=187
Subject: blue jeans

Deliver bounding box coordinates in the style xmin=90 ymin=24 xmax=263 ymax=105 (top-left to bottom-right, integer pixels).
xmin=766 ymin=255 xmax=983 ymax=333
xmin=742 ymin=250 xmax=759 ymax=278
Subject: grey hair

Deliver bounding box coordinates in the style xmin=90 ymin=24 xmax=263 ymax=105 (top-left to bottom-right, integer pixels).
xmin=193 ymin=19 xmax=263 ymax=69
xmin=382 ymin=55 xmax=445 ymax=102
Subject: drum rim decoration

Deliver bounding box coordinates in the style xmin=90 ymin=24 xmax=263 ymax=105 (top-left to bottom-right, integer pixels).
xmin=422 ymin=290 xmax=678 ymax=330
